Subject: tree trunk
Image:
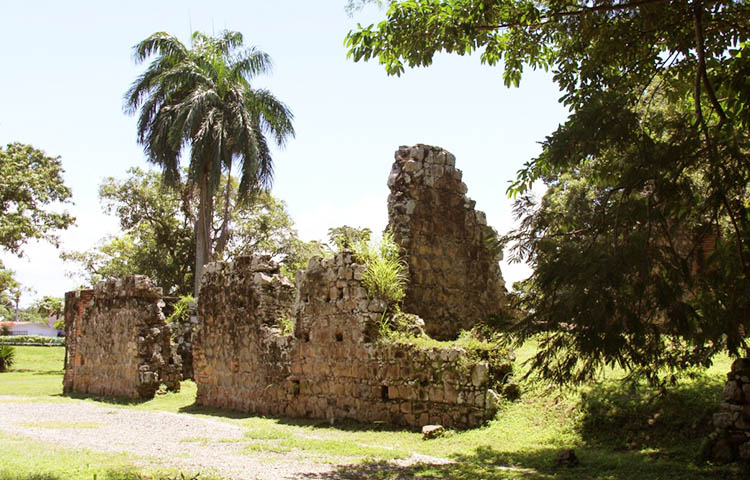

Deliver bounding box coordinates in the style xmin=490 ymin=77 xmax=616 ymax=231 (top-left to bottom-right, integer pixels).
xmin=193 ymin=167 xmax=214 ymax=297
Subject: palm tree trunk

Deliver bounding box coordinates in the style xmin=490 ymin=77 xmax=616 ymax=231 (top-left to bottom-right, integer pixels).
xmin=193 ymin=167 xmax=214 ymax=297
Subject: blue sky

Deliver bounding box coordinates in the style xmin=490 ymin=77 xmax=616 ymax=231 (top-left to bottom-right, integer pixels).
xmin=0 ymin=1 xmax=568 ymax=305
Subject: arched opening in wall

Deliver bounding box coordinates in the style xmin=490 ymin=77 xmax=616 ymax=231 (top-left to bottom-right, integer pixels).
xmin=304 ymin=332 xmax=310 ymax=342
xmin=381 ymin=385 xmax=389 ymax=401
xmin=291 ymin=379 xmax=300 ymax=396
xmin=335 ymin=332 xmax=343 ymax=342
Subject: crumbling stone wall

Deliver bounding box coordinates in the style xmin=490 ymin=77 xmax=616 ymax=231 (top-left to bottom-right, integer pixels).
xmin=165 ymin=298 xmax=198 ymax=380
xmin=63 ymin=276 xmax=181 ymax=399
xmin=193 ymin=255 xmax=296 ymax=412
xmin=387 ymin=144 xmax=509 ymax=339
xmin=62 ymin=288 xmax=94 ymax=385
xmin=703 ymin=359 xmax=750 ymax=462
xmin=193 ymin=252 xmax=505 ymax=428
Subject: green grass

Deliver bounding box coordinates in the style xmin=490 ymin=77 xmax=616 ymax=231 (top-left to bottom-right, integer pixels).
xmin=0 ymin=431 xmax=131 ymax=480
xmin=1 ymin=343 xmax=748 ymax=479
xmin=0 ymin=431 xmax=220 ymax=480
xmin=0 ymin=346 xmax=65 ymax=396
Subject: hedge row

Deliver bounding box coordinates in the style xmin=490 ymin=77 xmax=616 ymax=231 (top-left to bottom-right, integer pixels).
xmin=0 ymin=335 xmax=65 ymax=346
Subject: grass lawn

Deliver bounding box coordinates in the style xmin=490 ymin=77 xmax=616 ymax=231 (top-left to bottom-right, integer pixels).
xmin=0 ymin=345 xmax=747 ymax=479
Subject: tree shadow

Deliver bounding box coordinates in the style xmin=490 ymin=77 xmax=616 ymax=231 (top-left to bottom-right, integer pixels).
xmin=8 ymin=368 xmax=63 ymax=375
xmin=178 ymin=402 xmax=419 ymax=433
xmin=299 ymin=445 xmax=740 ymax=480
xmin=576 ymin=375 xmax=724 ymax=454
xmin=178 ymin=401 xmax=261 ymax=420
xmin=0 ymin=470 xmax=221 ymax=480
xmin=275 ymin=416 xmax=420 ymax=434
xmin=58 ymin=392 xmax=151 ymax=406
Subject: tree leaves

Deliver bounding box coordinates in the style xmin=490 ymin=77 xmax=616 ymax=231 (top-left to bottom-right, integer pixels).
xmin=0 ymin=143 xmax=75 ymax=255
xmin=348 ymin=0 xmax=750 ymax=384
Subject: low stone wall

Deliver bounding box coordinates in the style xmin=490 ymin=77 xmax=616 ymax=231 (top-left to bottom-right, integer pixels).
xmin=387 ymin=144 xmax=509 ymax=339
xmin=63 ymin=276 xmax=181 ymax=399
xmin=194 ymin=252 xmax=506 ymax=428
xmin=704 ymin=358 xmax=750 ymax=462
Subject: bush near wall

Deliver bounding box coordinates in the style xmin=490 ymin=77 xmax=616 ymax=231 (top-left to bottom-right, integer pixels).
xmin=0 ymin=335 xmax=65 ymax=346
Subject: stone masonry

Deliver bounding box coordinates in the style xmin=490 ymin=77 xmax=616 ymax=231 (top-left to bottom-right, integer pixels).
xmin=703 ymin=358 xmax=750 ymax=462
xmin=388 ymin=144 xmax=509 ymax=339
xmin=193 ymin=252 xmax=506 ymax=428
xmin=165 ymin=298 xmax=199 ymax=380
xmin=63 ymin=276 xmax=181 ymax=399
xmin=63 ymin=144 xmax=513 ymax=428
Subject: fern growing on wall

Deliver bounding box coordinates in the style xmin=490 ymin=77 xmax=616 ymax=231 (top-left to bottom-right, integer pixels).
xmin=352 ymin=231 xmax=407 ymax=307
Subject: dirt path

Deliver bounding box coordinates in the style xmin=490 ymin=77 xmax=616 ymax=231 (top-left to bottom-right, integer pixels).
xmin=0 ymin=396 xmax=339 ymax=479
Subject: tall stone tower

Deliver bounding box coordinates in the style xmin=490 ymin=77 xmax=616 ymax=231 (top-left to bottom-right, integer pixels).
xmin=387 ymin=144 xmax=509 ymax=339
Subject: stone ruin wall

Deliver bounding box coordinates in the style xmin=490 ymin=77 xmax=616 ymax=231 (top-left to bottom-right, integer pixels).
xmin=163 ymin=297 xmax=199 ymax=380
xmin=387 ymin=144 xmax=509 ymax=339
xmin=63 ymin=276 xmax=181 ymax=399
xmin=704 ymin=358 xmax=750 ymax=462
xmin=192 ymin=255 xmax=296 ymax=413
xmin=63 ymin=144 xmax=511 ymax=427
xmin=193 ymin=252 xmax=503 ymax=428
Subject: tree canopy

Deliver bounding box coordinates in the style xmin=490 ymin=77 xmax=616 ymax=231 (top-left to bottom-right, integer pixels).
xmin=0 ymin=261 xmax=19 ymax=319
xmin=62 ymin=168 xmax=194 ymax=295
xmin=327 ymin=225 xmax=373 ymax=251
xmin=346 ymin=0 xmax=750 ymax=384
xmin=0 ymin=143 xmax=75 ymax=254
xmin=62 ymin=168 xmax=310 ymax=296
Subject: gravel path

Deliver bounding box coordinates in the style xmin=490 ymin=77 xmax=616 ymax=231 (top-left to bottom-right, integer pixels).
xmin=0 ymin=396 xmax=337 ymax=479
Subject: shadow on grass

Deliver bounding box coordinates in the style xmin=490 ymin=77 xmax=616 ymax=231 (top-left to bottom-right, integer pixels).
xmin=576 ymin=375 xmax=724 ymax=455
xmin=0 ymin=469 xmax=221 ymax=480
xmin=299 ymin=445 xmax=741 ymax=480
xmin=178 ymin=401 xmax=259 ymax=420
xmin=58 ymin=392 xmax=151 ymax=407
xmin=8 ymin=369 xmax=63 ymax=375
xmin=275 ymin=416 xmax=421 ymax=434
xmin=178 ymin=402 xmax=419 ymax=433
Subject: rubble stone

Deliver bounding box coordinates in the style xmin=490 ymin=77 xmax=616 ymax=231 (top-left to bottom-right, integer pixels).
xmin=422 ymin=424 xmax=445 ymax=439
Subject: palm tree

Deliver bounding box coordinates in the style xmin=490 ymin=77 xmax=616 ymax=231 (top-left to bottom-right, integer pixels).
xmin=125 ymin=30 xmax=295 ymax=296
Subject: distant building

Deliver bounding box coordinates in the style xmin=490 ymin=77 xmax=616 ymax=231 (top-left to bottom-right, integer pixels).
xmin=0 ymin=321 xmax=62 ymax=337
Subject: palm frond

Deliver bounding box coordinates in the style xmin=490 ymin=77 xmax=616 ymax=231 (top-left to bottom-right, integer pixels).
xmin=132 ymin=32 xmax=188 ymax=64
xmin=244 ymin=88 xmax=295 ymax=146
xmin=230 ymin=48 xmax=273 ymax=81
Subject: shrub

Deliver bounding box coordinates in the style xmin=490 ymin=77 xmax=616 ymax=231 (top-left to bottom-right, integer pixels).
xmin=353 ymin=231 xmax=407 ymax=306
xmin=0 ymin=345 xmax=15 ymax=372
xmin=0 ymin=335 xmax=65 ymax=346
xmin=165 ymin=295 xmax=195 ymax=324
xmin=277 ymin=315 xmax=295 ymax=336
